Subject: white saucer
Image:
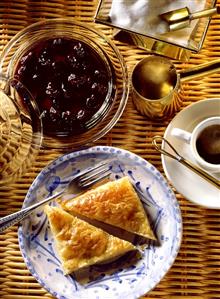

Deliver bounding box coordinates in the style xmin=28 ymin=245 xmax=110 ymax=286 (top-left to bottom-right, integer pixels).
xmin=162 ymin=98 xmax=220 ymax=209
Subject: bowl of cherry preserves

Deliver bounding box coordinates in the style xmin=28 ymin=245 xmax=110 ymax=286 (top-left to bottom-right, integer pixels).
xmin=0 ymin=19 xmax=129 ymax=148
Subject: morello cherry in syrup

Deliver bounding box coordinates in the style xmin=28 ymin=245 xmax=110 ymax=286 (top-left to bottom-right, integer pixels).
xmin=73 ymin=42 xmax=87 ymax=59
xmin=14 ymin=37 xmax=111 ymax=136
xmin=52 ymin=61 xmax=69 ymax=78
xmin=38 ymin=49 xmax=52 ymax=68
xmin=86 ymin=94 xmax=99 ymax=109
xmin=45 ymin=81 xmax=62 ymax=100
xmin=51 ymin=38 xmax=69 ymax=55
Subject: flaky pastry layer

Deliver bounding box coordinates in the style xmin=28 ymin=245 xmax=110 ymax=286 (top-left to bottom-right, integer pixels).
xmin=45 ymin=205 xmax=136 ymax=274
xmin=59 ymin=176 xmax=155 ymax=240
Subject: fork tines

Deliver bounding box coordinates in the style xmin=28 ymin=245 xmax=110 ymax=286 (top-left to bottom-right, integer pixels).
xmin=75 ymin=161 xmax=111 ymax=188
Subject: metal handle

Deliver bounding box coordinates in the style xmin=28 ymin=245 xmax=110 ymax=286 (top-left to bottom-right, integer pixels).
xmin=180 ymin=60 xmax=220 ymax=83
xmin=152 ymin=136 xmax=220 ymax=190
xmin=0 ymin=190 xmax=63 ymax=233
xmin=191 ymin=7 xmax=218 ymax=20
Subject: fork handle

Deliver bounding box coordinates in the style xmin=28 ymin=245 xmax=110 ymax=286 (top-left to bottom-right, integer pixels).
xmin=0 ymin=190 xmax=63 ymax=233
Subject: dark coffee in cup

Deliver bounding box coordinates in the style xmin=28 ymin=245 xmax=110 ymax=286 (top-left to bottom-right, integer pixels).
xmin=171 ymin=116 xmax=220 ymax=173
xmin=196 ymin=124 xmax=220 ymax=165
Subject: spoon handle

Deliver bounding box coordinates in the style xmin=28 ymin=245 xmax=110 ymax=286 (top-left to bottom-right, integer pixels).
xmin=190 ymin=7 xmax=218 ymax=21
xmin=152 ymin=136 xmax=220 ymax=190
xmin=179 ymin=157 xmax=220 ymax=190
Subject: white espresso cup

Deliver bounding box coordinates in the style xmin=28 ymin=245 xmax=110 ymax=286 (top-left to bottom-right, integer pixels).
xmin=171 ymin=116 xmax=220 ymax=173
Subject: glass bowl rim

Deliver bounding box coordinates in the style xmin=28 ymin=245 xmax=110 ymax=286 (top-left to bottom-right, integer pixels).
xmin=0 ymin=18 xmax=129 ymax=149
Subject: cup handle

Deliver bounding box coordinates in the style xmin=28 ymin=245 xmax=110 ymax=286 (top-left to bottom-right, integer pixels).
xmin=171 ymin=128 xmax=191 ymax=143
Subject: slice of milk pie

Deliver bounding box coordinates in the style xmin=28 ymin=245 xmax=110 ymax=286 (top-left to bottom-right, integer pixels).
xmin=45 ymin=205 xmax=136 ymax=274
xmin=59 ymin=176 xmax=155 ymax=240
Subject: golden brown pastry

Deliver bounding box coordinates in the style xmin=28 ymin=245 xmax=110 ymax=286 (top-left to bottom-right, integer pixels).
xmin=45 ymin=205 xmax=136 ymax=274
xmin=59 ymin=176 xmax=155 ymax=240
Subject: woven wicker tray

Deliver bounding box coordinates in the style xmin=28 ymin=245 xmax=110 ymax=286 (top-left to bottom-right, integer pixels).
xmin=1 ymin=1 xmax=220 ymax=298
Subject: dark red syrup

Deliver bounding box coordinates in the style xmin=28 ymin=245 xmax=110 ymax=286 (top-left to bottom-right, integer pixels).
xmin=14 ymin=37 xmax=113 ymax=136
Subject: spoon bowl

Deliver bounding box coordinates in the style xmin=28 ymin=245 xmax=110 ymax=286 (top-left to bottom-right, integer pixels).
xmin=160 ymin=6 xmax=219 ymax=31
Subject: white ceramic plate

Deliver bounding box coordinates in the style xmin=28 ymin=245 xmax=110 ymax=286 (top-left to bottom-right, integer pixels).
xmin=162 ymin=98 xmax=220 ymax=209
xmin=18 ymin=146 xmax=182 ymax=299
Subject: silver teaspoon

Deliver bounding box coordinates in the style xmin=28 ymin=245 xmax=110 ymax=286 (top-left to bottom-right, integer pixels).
xmin=152 ymin=136 xmax=220 ymax=190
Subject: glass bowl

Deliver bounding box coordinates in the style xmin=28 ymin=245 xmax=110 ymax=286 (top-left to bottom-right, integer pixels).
xmin=0 ymin=76 xmax=42 ymax=185
xmin=0 ymin=18 xmax=129 ymax=149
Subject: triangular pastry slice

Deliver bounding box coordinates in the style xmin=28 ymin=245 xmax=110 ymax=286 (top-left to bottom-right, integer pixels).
xmin=45 ymin=205 xmax=136 ymax=274
xmin=59 ymin=176 xmax=155 ymax=240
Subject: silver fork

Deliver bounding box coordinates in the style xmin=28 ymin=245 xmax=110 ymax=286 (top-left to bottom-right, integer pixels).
xmin=0 ymin=161 xmax=111 ymax=233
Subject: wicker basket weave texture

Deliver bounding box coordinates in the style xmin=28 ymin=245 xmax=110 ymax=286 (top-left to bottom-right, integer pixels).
xmin=1 ymin=0 xmax=220 ymax=298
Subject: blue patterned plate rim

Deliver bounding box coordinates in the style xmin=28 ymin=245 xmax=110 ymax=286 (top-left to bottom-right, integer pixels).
xmin=18 ymin=145 xmax=182 ymax=299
